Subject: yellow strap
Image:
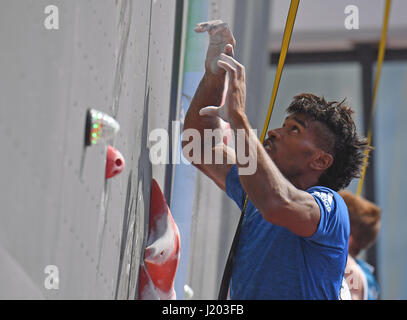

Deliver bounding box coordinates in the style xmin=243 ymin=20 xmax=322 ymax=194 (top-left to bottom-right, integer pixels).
xmin=357 ymin=0 xmax=391 ymax=196
xmin=243 ymin=0 xmax=300 ymax=211
xmin=260 ymin=0 xmax=300 ymax=143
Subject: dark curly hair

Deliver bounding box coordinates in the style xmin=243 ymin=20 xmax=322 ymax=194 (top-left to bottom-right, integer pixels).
xmin=286 ymin=93 xmax=371 ymax=191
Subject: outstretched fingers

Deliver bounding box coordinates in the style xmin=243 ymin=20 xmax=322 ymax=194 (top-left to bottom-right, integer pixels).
xmin=199 ymin=106 xmax=220 ymax=117
xmin=217 ymin=54 xmax=245 ymax=80
xmin=194 ymin=20 xmax=224 ymax=33
xmin=194 ymin=20 xmax=236 ymax=47
xmin=217 ymin=60 xmax=237 ymax=79
xmin=224 ymin=44 xmax=235 ymax=58
xmin=199 ymin=105 xmax=227 ymax=122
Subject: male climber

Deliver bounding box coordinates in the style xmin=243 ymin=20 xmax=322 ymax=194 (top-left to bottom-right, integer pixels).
xmin=182 ymin=20 xmax=369 ymax=299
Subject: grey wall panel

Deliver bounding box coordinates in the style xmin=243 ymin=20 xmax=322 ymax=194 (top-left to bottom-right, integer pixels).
xmin=114 ymin=0 xmax=177 ymax=300
xmin=0 ymin=0 xmax=85 ymax=299
xmin=147 ymin=0 xmax=177 ymax=187
xmin=99 ymin=0 xmax=153 ymax=300
xmin=0 ymin=0 xmax=177 ymax=299
xmin=0 ymin=246 xmax=45 ymax=299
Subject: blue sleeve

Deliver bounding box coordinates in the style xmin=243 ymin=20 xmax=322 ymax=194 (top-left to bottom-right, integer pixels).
xmin=305 ymin=186 xmax=350 ymax=250
xmin=225 ymin=165 xmax=245 ymax=210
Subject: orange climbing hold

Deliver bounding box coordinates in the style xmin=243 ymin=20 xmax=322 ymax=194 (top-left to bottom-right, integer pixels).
xmin=138 ymin=179 xmax=181 ymax=300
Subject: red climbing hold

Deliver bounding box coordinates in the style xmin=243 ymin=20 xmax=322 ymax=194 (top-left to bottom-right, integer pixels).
xmin=105 ymin=145 xmax=125 ymax=179
xmin=138 ymin=179 xmax=181 ymax=300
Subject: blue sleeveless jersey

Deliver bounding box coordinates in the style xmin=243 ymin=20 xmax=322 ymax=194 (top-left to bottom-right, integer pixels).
xmin=225 ymin=165 xmax=350 ymax=299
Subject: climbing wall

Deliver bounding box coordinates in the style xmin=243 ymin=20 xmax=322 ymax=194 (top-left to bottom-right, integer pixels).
xmin=0 ymin=0 xmax=178 ymax=299
xmin=0 ymin=0 xmax=259 ymax=300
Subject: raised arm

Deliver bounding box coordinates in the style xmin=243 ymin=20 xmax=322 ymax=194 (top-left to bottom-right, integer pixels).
xmin=199 ymin=53 xmax=322 ymax=237
xmin=182 ymin=21 xmax=237 ymax=191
